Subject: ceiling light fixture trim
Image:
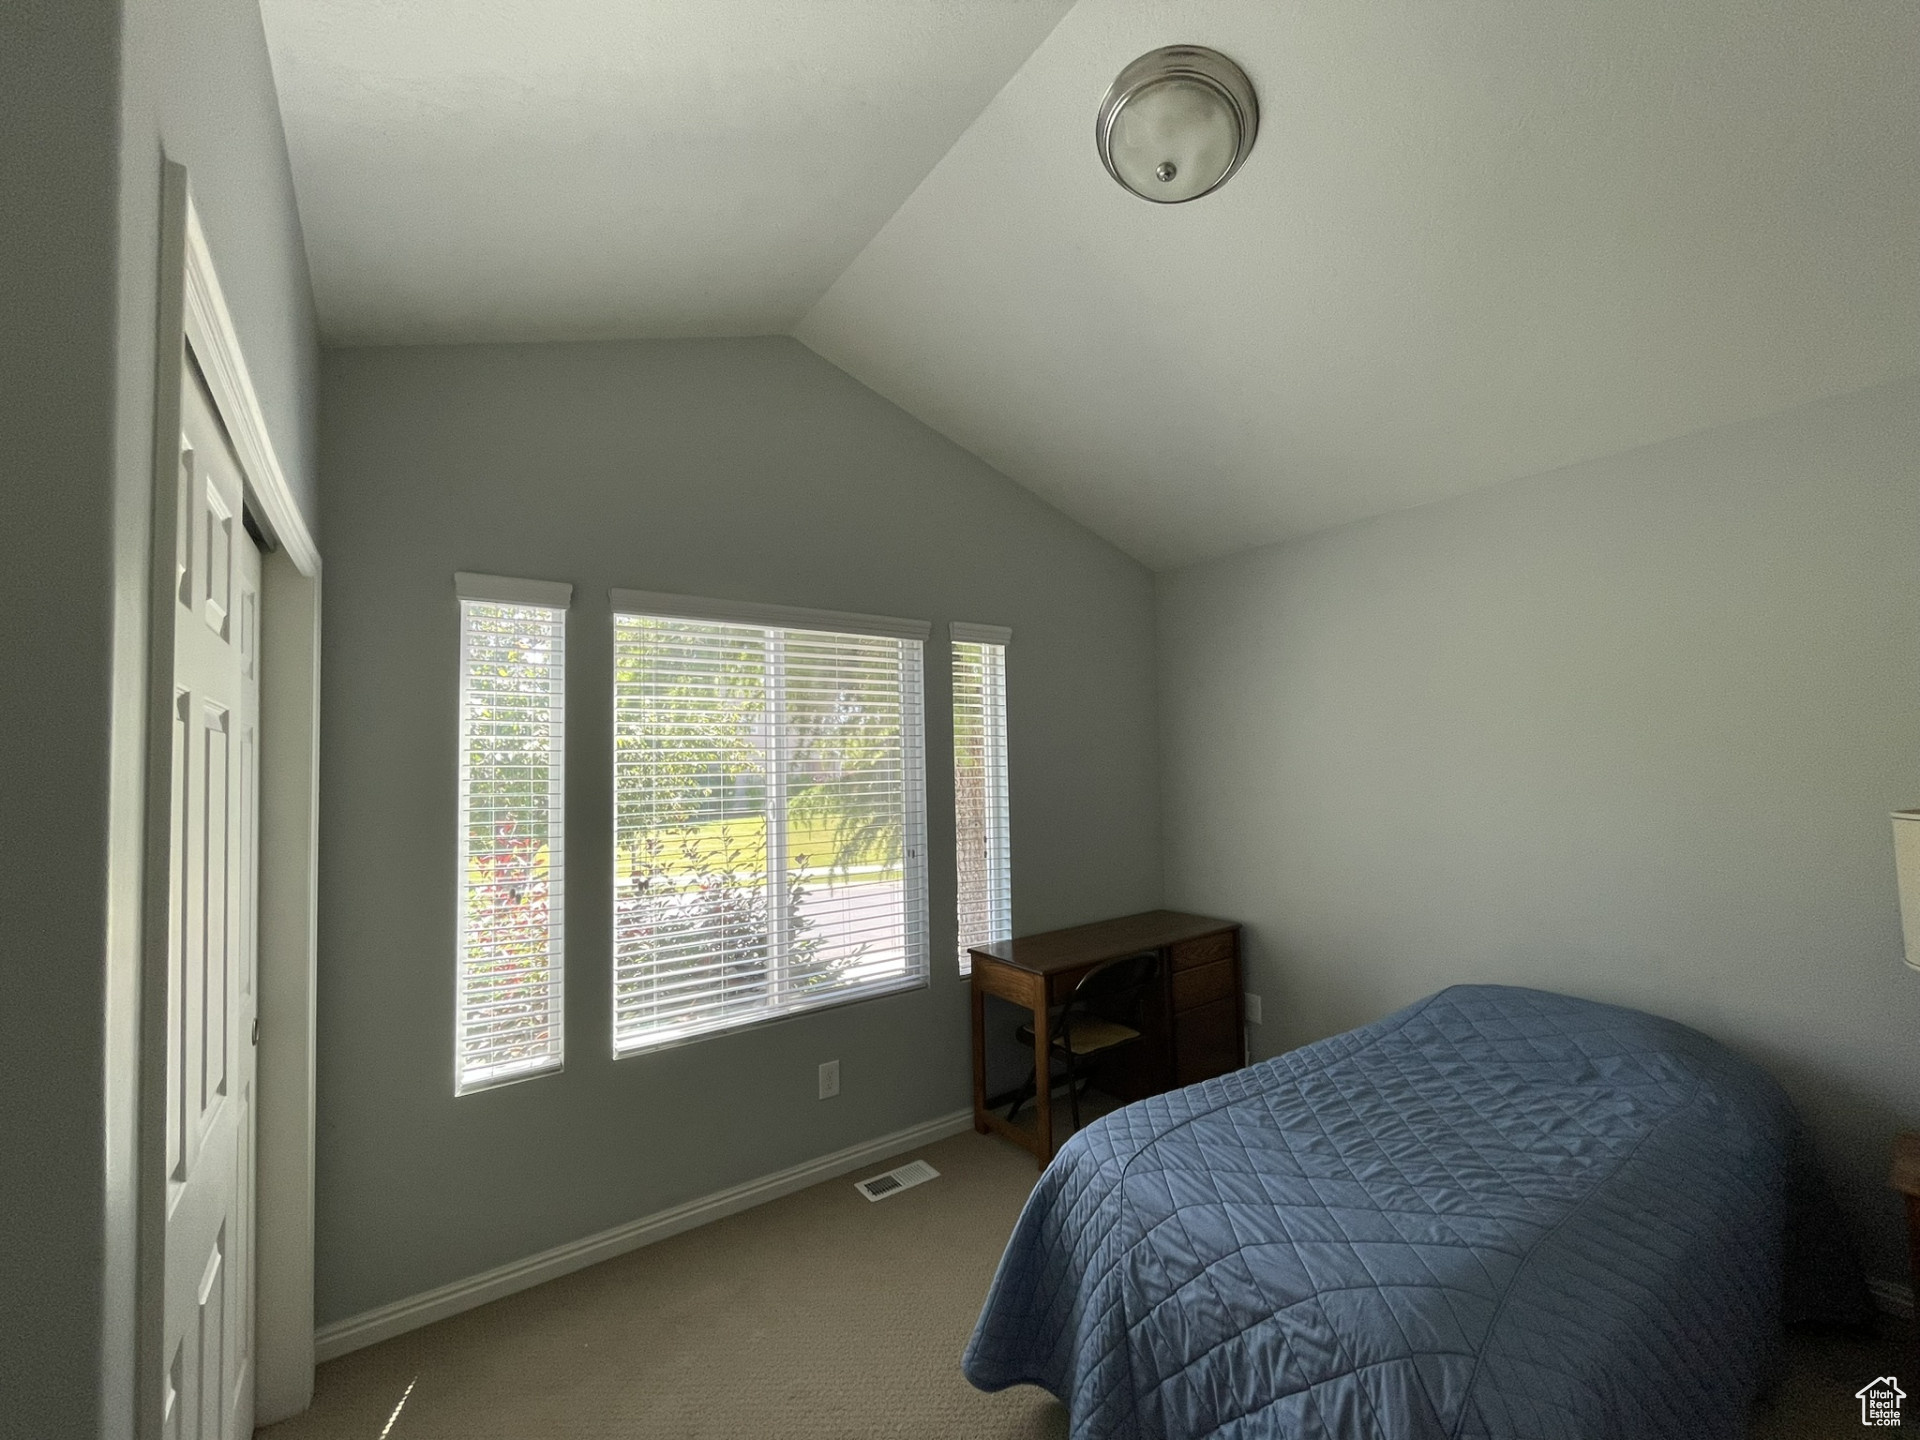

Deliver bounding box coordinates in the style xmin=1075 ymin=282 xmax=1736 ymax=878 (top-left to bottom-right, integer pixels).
xmin=1096 ymin=45 xmax=1259 ymax=204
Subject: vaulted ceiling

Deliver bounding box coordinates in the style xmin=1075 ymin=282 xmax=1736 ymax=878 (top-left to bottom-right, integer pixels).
xmin=259 ymin=0 xmax=1075 ymax=340
xmin=262 ymin=0 xmax=1920 ymax=568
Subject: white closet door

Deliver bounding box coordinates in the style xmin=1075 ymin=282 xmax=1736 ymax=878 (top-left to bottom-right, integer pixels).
xmin=162 ymin=357 xmax=260 ymax=1440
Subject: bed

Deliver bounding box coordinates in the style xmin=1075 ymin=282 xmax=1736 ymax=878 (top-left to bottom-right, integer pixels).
xmin=963 ymin=984 xmax=1849 ymax=1440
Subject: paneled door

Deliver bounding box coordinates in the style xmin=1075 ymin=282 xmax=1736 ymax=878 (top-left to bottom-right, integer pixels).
xmin=162 ymin=356 xmax=261 ymax=1440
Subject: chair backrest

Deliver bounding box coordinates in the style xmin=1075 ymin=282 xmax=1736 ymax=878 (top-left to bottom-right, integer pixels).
xmin=1064 ymin=952 xmax=1161 ymax=1028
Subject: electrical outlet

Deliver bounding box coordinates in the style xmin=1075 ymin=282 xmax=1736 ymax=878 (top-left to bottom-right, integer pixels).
xmin=1244 ymin=993 xmax=1263 ymax=1025
xmin=818 ymin=1059 xmax=840 ymax=1099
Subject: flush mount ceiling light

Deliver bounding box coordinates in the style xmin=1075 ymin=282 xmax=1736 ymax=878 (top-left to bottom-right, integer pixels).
xmin=1096 ymin=45 xmax=1258 ymax=204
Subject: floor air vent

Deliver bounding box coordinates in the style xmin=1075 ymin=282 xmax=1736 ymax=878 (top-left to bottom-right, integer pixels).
xmin=855 ymin=1158 xmax=939 ymax=1202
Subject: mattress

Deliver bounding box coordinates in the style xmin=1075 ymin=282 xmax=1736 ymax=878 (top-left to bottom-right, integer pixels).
xmin=963 ymin=984 xmax=1826 ymax=1440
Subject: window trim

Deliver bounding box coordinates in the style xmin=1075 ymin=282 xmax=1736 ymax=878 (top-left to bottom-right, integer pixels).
xmin=609 ymin=590 xmax=932 ymax=1057
xmin=950 ymin=621 xmax=1011 ymax=647
xmin=610 ymin=588 xmax=930 ymax=642
xmin=454 ymin=572 xmax=571 ymax=1095
xmin=456 ymin=571 xmax=573 ymax=610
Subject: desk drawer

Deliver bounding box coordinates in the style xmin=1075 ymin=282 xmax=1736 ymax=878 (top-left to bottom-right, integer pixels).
xmin=1174 ymin=997 xmax=1241 ymax=1086
xmin=1170 ymin=931 xmax=1235 ymax=971
xmin=1172 ymin=958 xmax=1236 ymax=1012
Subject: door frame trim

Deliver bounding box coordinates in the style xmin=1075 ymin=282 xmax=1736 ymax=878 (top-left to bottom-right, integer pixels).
xmin=138 ymin=159 xmax=323 ymax=1436
xmin=177 ymin=179 xmax=317 ymax=579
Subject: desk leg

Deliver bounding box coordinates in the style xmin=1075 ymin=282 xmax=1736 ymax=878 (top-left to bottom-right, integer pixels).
xmin=1033 ymin=994 xmax=1053 ymax=1169
xmin=971 ymin=977 xmax=989 ymax=1136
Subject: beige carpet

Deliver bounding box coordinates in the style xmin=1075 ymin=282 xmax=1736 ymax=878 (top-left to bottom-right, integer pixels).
xmin=262 ymin=1126 xmax=1911 ymax=1439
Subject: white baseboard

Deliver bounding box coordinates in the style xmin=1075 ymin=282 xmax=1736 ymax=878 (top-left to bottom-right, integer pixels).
xmin=1868 ymin=1276 xmax=1915 ymax=1319
xmin=314 ymin=1108 xmax=975 ymax=1362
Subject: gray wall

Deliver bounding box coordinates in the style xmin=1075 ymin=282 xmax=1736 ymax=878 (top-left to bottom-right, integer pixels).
xmin=1158 ymin=376 xmax=1920 ymax=1283
xmin=0 ymin=0 xmax=317 ymax=1431
xmin=314 ymin=337 xmax=1160 ymax=1324
xmin=0 ymin=5 xmax=128 ymax=1434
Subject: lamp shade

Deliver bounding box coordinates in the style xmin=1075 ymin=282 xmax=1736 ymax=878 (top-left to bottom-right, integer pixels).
xmin=1896 ymin=811 xmax=1920 ymax=969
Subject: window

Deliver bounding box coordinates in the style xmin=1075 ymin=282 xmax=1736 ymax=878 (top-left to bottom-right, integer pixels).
xmin=611 ymin=591 xmax=929 ymax=1052
xmin=455 ymin=573 xmax=570 ymax=1092
xmin=951 ymin=624 xmax=1011 ymax=975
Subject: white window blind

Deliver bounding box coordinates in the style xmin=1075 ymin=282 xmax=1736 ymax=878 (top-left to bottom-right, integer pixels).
xmin=952 ymin=624 xmax=1011 ymax=976
xmin=611 ymin=593 xmax=930 ymax=1052
xmin=455 ymin=573 xmax=569 ymax=1092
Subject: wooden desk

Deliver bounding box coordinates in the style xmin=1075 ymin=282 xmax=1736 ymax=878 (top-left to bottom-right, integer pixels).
xmin=969 ymin=910 xmax=1244 ymax=1166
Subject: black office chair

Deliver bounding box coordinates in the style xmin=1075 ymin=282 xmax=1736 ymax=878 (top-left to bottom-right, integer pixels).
xmin=1006 ymin=952 xmax=1161 ymax=1134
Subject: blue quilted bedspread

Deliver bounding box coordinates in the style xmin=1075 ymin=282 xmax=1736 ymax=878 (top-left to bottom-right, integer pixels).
xmin=963 ymin=985 xmax=1802 ymax=1440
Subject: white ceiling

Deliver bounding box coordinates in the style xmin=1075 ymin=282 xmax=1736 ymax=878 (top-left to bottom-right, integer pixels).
xmin=798 ymin=0 xmax=1920 ymax=567
xmin=258 ymin=0 xmax=1074 ymax=342
xmin=264 ymin=0 xmax=1920 ymax=568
